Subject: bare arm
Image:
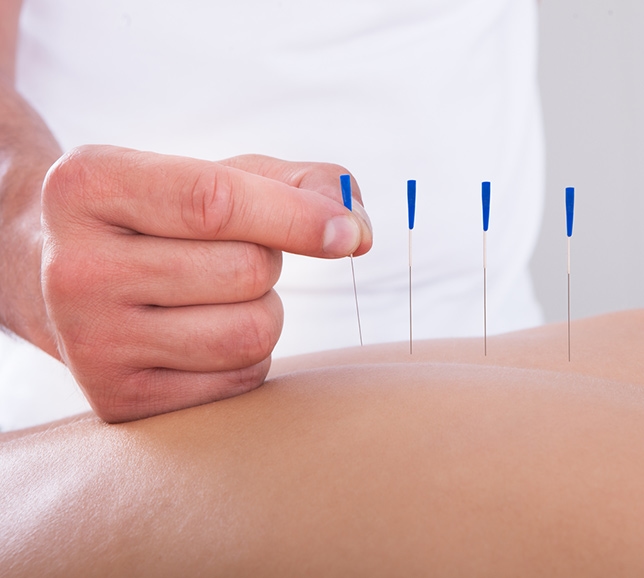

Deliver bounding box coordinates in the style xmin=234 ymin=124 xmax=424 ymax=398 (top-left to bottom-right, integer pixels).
xmin=0 ymin=0 xmax=63 ymax=355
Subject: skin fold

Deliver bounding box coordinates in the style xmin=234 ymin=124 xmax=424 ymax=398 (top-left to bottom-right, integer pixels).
xmin=2 ymin=310 xmax=644 ymax=577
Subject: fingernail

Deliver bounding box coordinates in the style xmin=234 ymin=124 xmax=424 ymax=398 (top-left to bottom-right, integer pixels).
xmin=323 ymin=215 xmax=361 ymax=257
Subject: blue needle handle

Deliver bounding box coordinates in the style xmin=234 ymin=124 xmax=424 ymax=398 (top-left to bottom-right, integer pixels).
xmin=566 ymin=187 xmax=575 ymax=237
xmin=482 ymin=181 xmax=491 ymax=232
xmin=407 ymin=180 xmax=416 ymax=230
xmin=340 ymin=174 xmax=352 ymax=211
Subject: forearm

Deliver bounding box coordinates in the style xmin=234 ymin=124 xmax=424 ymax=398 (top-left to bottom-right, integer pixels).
xmin=0 ymin=75 xmax=62 ymax=355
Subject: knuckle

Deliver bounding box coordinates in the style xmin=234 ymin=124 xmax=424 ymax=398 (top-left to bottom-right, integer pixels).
xmin=216 ymin=359 xmax=271 ymax=399
xmin=42 ymin=241 xmax=112 ymax=309
xmin=43 ymin=145 xmax=133 ymax=227
xmin=288 ymin=161 xmax=359 ymax=205
xmin=236 ymin=244 xmax=282 ymax=299
xmin=42 ymin=145 xmax=118 ymax=228
xmin=70 ymin=340 xmax=150 ymax=423
xmin=90 ymin=370 xmax=146 ymax=423
xmin=181 ymin=165 xmax=237 ymax=238
xmin=42 ymin=146 xmax=94 ymax=205
xmin=41 ymin=243 xmax=84 ymax=309
xmin=321 ymin=162 xmax=350 ymax=179
xmin=308 ymin=162 xmax=349 ymax=184
xmin=43 ymin=254 xmax=139 ymax=372
xmin=235 ymin=292 xmax=283 ymax=364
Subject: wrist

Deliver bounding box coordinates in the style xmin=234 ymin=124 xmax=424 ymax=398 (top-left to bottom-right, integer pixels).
xmin=0 ymin=159 xmax=61 ymax=359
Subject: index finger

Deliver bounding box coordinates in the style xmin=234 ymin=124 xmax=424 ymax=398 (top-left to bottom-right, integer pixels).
xmin=44 ymin=146 xmax=373 ymax=258
xmin=218 ymin=153 xmax=367 ymax=209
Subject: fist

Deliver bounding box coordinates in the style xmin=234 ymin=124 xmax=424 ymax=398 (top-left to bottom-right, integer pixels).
xmin=41 ymin=146 xmax=371 ymax=422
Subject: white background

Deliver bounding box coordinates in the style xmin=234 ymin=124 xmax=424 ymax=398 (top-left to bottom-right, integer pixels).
xmin=532 ymin=0 xmax=644 ymax=321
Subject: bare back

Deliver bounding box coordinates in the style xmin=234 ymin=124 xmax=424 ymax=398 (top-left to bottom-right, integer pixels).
xmin=2 ymin=311 xmax=644 ymax=576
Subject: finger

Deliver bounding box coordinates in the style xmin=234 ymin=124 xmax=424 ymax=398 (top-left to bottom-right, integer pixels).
xmin=219 ymin=154 xmax=373 ymax=248
xmin=92 ymin=235 xmax=282 ymax=307
xmin=44 ymin=146 xmax=372 ymax=258
xmin=91 ymin=358 xmax=272 ymax=423
xmin=97 ymin=290 xmax=283 ymax=374
xmin=218 ymin=153 xmax=368 ymax=208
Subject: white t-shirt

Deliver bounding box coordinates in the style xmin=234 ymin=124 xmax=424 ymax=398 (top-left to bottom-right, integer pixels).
xmin=0 ymin=0 xmax=544 ymax=430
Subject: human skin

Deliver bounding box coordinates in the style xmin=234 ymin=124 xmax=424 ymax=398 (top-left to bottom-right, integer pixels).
xmin=0 ymin=0 xmax=372 ymax=422
xmin=2 ymin=311 xmax=644 ymax=577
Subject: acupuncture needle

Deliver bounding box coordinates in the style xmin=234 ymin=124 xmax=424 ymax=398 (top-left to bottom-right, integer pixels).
xmin=481 ymin=181 xmax=491 ymax=356
xmin=565 ymin=186 xmax=575 ymax=362
xmin=340 ymin=174 xmax=363 ymax=346
xmin=407 ymin=180 xmax=416 ymax=354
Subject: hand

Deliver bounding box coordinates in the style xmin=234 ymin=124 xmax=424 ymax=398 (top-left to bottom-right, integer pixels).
xmin=41 ymin=145 xmax=371 ymax=422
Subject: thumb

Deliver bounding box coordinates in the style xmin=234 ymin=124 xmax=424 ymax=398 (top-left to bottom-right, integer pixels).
xmin=45 ymin=146 xmax=372 ymax=258
xmin=218 ymin=154 xmax=372 ymax=256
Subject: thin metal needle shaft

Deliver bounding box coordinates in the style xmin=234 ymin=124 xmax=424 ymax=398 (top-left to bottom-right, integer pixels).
xmin=407 ymin=180 xmax=416 ymax=355
xmin=340 ymin=174 xmax=363 ymax=346
xmin=409 ymin=229 xmax=413 ymax=354
xmin=565 ymin=186 xmax=575 ymax=362
xmin=350 ymin=254 xmax=363 ymax=346
xmin=567 ymin=238 xmax=571 ymax=362
xmin=481 ymin=182 xmax=491 ymax=357
xmin=483 ymin=231 xmax=487 ymax=356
